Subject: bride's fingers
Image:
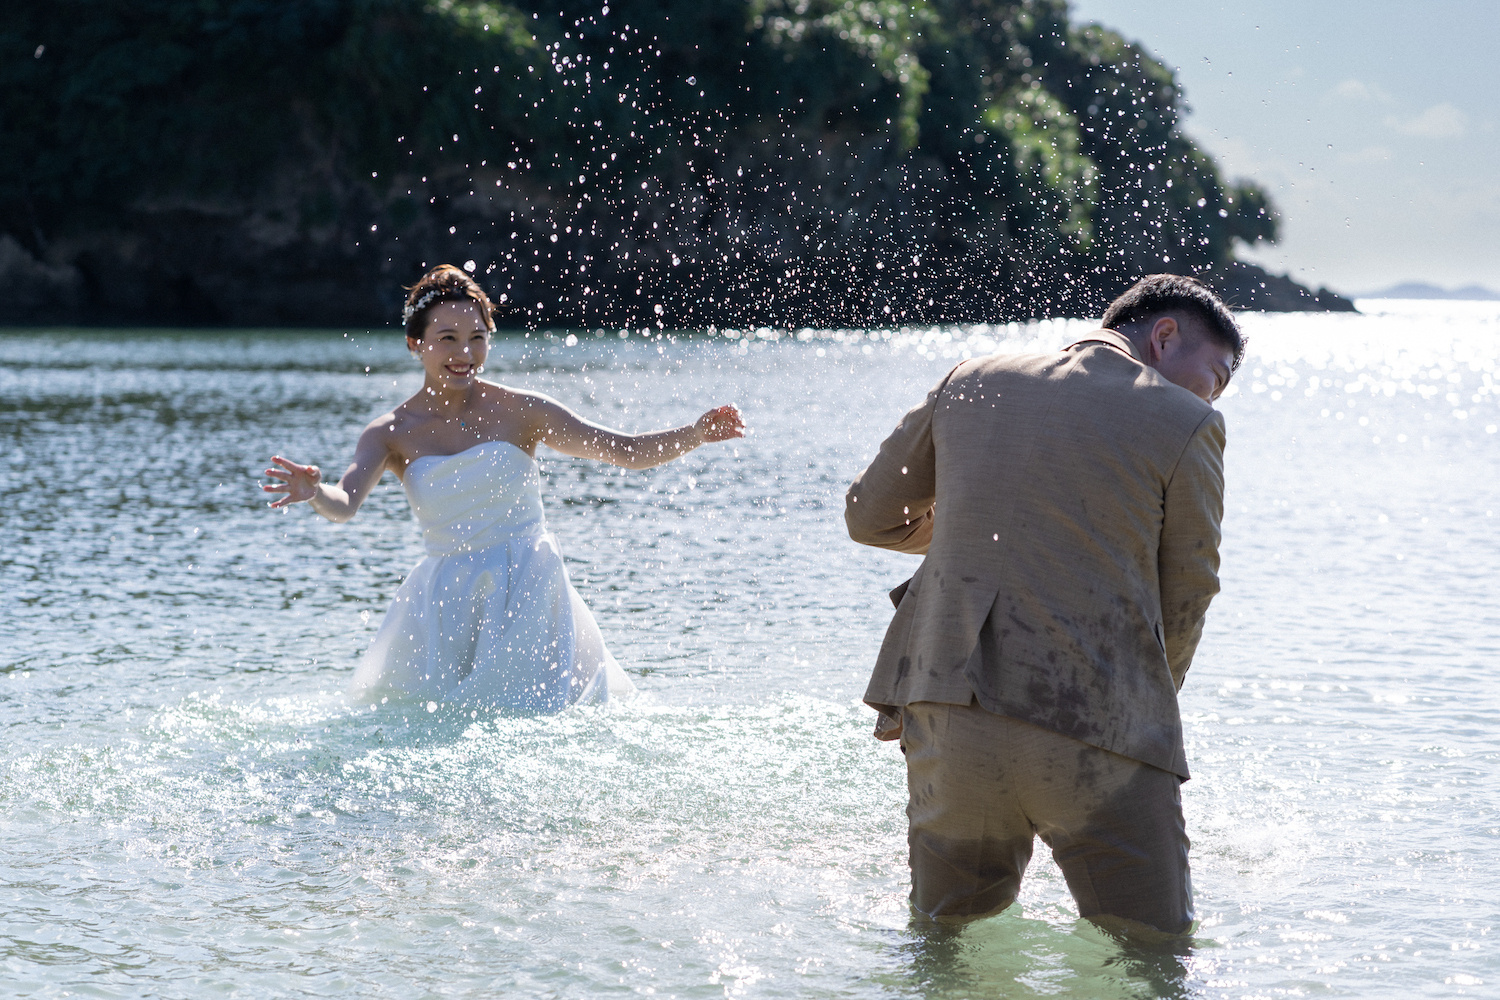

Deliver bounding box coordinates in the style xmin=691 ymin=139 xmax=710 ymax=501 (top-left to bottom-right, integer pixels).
xmin=271 ymin=456 xmax=318 ymax=478
xmin=703 ymin=406 xmax=746 ymax=440
xmin=265 ymin=469 xmax=291 ymax=481
xmin=705 ymin=406 xmax=740 ymax=425
xmin=267 ymin=490 xmax=306 ymax=507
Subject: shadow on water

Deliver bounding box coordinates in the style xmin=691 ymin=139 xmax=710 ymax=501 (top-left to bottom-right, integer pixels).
xmin=880 ymin=912 xmax=1201 ymax=1000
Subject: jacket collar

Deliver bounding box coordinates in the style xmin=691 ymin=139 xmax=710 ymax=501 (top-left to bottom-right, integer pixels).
xmin=1065 ymin=328 xmax=1144 ymax=364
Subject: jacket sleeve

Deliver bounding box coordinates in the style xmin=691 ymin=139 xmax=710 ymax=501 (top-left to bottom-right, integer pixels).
xmin=1158 ymin=409 xmax=1226 ymax=690
xmin=844 ymin=368 xmax=953 ymax=554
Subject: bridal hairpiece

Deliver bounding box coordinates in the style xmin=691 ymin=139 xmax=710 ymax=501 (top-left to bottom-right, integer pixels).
xmin=402 ymin=288 xmax=454 ymax=325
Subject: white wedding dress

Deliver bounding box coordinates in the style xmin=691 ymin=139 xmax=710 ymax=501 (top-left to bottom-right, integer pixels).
xmin=350 ymin=440 xmax=635 ymax=711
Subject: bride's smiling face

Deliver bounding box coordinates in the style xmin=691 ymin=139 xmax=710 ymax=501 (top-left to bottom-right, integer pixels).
xmin=409 ymin=300 xmax=492 ymax=386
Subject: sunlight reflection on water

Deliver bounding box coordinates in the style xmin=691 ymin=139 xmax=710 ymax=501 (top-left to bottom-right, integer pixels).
xmin=1 ymin=301 xmax=1497 ymax=997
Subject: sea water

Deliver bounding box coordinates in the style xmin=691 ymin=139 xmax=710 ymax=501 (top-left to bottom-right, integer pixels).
xmin=1 ymin=300 xmax=1496 ymax=998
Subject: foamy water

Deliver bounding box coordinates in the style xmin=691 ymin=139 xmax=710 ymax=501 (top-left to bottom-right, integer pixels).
xmin=1 ymin=300 xmax=1497 ymax=997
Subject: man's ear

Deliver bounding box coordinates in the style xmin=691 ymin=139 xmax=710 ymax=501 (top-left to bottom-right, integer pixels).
xmin=1147 ymin=316 xmax=1179 ymax=361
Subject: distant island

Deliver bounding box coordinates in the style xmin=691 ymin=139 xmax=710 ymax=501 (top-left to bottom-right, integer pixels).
xmin=1354 ymin=282 xmax=1500 ymax=301
xmin=2 ymin=1 xmax=1352 ymax=328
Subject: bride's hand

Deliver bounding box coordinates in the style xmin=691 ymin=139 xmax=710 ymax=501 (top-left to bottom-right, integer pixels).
xmin=263 ymin=456 xmax=322 ymax=508
xmin=695 ymin=404 xmax=746 ymax=444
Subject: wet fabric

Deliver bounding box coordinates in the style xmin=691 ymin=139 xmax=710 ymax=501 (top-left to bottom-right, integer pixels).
xmin=350 ymin=440 xmax=635 ymax=711
xmin=901 ymin=700 xmax=1193 ymax=934
xmin=847 ymin=331 xmax=1225 ymax=778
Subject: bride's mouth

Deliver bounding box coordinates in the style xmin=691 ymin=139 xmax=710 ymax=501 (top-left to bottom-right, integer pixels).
xmin=446 ymin=364 xmax=474 ymax=375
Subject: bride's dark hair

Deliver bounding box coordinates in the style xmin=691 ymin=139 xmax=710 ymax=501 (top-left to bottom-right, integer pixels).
xmin=402 ymin=265 xmax=496 ymax=340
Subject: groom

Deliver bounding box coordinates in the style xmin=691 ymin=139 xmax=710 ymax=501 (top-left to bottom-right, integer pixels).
xmin=845 ymin=274 xmax=1241 ymax=933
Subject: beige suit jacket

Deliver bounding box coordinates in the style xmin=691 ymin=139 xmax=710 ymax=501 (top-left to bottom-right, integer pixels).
xmin=845 ymin=331 xmax=1225 ymax=779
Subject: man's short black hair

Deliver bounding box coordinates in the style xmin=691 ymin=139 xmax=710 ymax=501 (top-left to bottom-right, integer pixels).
xmin=1102 ymin=274 xmax=1245 ymax=371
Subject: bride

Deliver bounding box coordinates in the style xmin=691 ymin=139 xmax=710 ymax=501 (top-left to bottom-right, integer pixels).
xmin=263 ymin=264 xmax=745 ymax=712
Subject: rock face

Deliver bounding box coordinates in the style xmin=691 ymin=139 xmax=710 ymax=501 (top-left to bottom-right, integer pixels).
xmin=1 ymin=1 xmax=1351 ymax=328
xmin=1208 ymin=261 xmax=1356 ymax=314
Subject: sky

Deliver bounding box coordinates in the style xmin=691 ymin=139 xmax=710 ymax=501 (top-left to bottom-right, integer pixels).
xmin=1067 ymin=0 xmax=1500 ymax=296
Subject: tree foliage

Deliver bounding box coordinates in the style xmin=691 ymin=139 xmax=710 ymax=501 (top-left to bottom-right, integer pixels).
xmin=0 ymin=0 xmax=1289 ymax=326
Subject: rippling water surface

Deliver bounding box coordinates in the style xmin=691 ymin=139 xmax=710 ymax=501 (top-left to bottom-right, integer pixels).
xmin=2 ymin=300 xmax=1497 ymax=998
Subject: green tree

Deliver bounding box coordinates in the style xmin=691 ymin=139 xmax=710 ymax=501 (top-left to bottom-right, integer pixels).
xmin=0 ymin=0 xmax=1299 ymax=326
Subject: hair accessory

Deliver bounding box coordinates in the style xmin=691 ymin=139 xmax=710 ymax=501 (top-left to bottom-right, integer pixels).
xmin=402 ymin=287 xmax=454 ymax=325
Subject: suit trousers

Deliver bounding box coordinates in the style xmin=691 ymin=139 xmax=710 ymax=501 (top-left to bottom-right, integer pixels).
xmin=901 ymin=700 xmax=1194 ymax=933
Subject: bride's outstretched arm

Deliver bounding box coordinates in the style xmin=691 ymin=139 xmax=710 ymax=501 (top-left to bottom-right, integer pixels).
xmin=528 ymin=395 xmax=745 ymax=470
xmin=263 ymin=420 xmax=393 ymax=521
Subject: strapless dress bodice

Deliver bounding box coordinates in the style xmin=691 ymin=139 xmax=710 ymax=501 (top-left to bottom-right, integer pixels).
xmin=403 ymin=440 xmax=546 ymax=556
xmin=352 ymin=438 xmax=634 ymax=712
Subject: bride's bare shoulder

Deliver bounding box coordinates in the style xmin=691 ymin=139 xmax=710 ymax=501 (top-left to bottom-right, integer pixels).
xmin=364 ymin=405 xmax=406 ymax=436
xmin=481 ymin=382 xmax=560 ymax=412
xmin=359 ymin=406 xmax=419 ymax=456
